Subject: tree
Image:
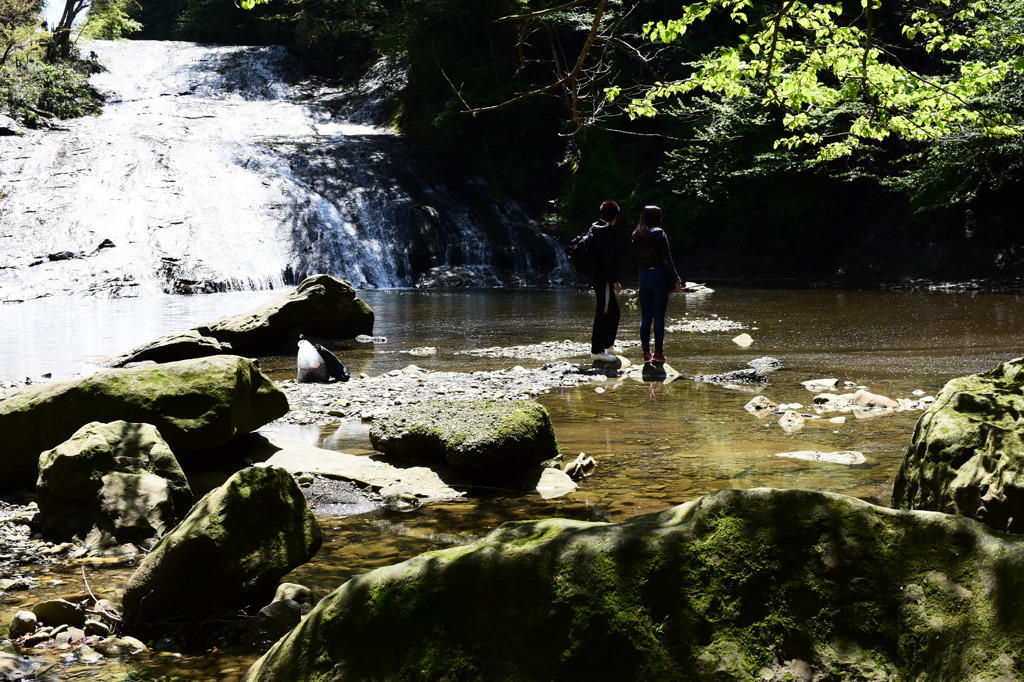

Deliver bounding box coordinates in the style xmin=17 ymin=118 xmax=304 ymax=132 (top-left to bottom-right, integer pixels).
xmin=0 ymin=0 xmax=43 ymax=67
xmin=81 ymin=0 xmax=142 ymax=40
xmin=612 ymin=0 xmax=1024 ymax=160
xmin=46 ymin=0 xmax=89 ymax=60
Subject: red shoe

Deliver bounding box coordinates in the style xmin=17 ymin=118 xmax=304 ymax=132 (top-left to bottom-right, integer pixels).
xmin=653 ymin=351 xmax=667 ymax=363
xmin=643 ymin=352 xmax=653 ymax=363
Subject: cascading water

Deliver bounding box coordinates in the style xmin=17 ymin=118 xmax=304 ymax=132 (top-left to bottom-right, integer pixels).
xmin=0 ymin=40 xmax=575 ymax=301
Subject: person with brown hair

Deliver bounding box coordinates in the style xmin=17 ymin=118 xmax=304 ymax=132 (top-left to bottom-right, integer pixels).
xmin=587 ymin=200 xmax=623 ymax=363
xmin=632 ymin=205 xmax=682 ymax=365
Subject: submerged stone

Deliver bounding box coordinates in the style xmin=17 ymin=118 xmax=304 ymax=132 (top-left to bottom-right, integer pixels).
xmin=243 ymin=487 xmax=1024 ymax=681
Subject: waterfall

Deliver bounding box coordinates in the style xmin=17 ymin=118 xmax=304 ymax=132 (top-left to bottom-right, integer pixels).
xmin=0 ymin=40 xmax=575 ymax=301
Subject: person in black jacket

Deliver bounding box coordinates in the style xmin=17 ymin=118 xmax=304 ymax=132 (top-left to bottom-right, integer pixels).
xmin=588 ymin=200 xmax=623 ymax=363
xmin=632 ymin=205 xmax=682 ymax=365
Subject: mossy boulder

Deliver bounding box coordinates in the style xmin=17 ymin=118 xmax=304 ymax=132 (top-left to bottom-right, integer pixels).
xmin=244 ymin=487 xmax=1024 ymax=682
xmin=0 ymin=355 xmax=288 ymax=491
xmin=369 ymin=398 xmax=559 ymax=468
xmin=107 ymin=274 xmax=374 ymax=365
xmin=892 ymin=356 xmax=1024 ymax=533
xmin=122 ymin=465 xmax=322 ymax=625
xmin=36 ymin=421 xmax=192 ymax=550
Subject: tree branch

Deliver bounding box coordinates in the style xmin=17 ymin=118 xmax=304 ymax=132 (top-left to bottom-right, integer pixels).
xmin=493 ymin=0 xmax=591 ymax=24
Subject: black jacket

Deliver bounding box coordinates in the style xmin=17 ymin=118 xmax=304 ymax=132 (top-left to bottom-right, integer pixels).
xmin=636 ymin=227 xmax=681 ymax=283
xmin=588 ymin=219 xmax=620 ymax=283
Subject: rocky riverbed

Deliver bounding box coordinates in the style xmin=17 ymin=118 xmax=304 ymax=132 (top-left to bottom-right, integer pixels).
xmin=275 ymin=358 xmax=617 ymax=426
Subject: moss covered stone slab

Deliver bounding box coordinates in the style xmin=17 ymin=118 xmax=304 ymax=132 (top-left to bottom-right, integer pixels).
xmin=107 ymin=275 xmax=374 ymax=366
xmin=122 ymin=465 xmax=322 ymax=625
xmin=36 ymin=420 xmax=192 ymax=549
xmin=244 ymin=487 xmax=1024 ymax=682
xmin=0 ymin=355 xmax=288 ymax=491
xmin=368 ymin=398 xmax=559 ymax=468
xmin=892 ymin=356 xmax=1024 ymax=533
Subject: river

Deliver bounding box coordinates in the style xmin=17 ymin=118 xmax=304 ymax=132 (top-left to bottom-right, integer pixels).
xmin=2 ymin=286 xmax=1022 ymax=679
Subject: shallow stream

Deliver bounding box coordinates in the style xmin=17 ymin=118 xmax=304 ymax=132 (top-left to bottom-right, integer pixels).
xmin=2 ymin=286 xmax=1022 ymax=679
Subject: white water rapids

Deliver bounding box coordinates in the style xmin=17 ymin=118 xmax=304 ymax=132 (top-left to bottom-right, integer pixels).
xmin=0 ymin=40 xmax=573 ymax=301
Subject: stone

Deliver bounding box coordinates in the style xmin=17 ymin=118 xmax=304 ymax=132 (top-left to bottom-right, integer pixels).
xmin=778 ymin=410 xmax=805 ymax=433
xmin=242 ymin=488 xmax=1024 ymax=682
xmin=369 ymin=398 xmax=560 ymax=469
xmin=641 ymin=361 xmax=679 ymax=381
xmin=35 ymin=421 xmax=192 ymax=549
xmin=122 ymin=465 xmax=322 ymax=625
xmin=802 ymin=378 xmax=839 ymax=390
xmin=682 ymin=281 xmax=714 ymax=294
xmin=8 ymin=610 xmax=37 ymax=638
xmin=892 ymin=357 xmax=1024 ymax=533
xmin=534 ymin=467 xmax=578 ymax=499
xmin=273 ymin=583 xmax=315 ymax=606
xmin=84 ymin=619 xmax=112 ymax=637
xmin=0 ymin=114 xmax=25 ymax=136
xmin=691 ymin=368 xmax=768 ymax=385
xmin=731 ymin=333 xmax=753 ymax=347
xmin=106 ymin=275 xmax=374 ymax=366
xmin=775 ymin=450 xmax=867 ymax=465
xmin=852 ymin=389 xmax=899 ymax=410
xmin=238 ymin=433 xmax=464 ymax=499
xmin=0 ymin=651 xmax=42 ymax=680
xmin=591 ymin=355 xmax=622 ymax=370
xmin=31 ymin=599 xmax=86 ymax=628
xmin=744 ymin=395 xmax=777 ymax=413
xmin=0 ymin=355 xmax=288 ymax=491
xmin=76 ymin=645 xmax=102 ymax=663
xmin=247 ymin=598 xmax=303 ymax=645
xmin=92 ymin=636 xmax=148 ymax=656
xmin=747 ymin=356 xmax=783 ymax=371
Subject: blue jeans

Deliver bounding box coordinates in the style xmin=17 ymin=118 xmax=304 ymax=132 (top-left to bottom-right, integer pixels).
xmin=638 ymin=269 xmax=671 ymax=353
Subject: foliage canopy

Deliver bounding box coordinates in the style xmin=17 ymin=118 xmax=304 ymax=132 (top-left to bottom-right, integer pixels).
xmin=612 ymin=0 xmax=1024 ymax=160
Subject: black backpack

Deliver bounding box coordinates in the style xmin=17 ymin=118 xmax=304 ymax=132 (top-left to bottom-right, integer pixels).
xmin=568 ymin=229 xmax=598 ymax=281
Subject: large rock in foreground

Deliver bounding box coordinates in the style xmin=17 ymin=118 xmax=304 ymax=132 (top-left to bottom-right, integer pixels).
xmin=122 ymin=465 xmax=322 ymax=625
xmin=244 ymin=488 xmax=1024 ymax=682
xmin=36 ymin=421 xmax=192 ymax=550
xmin=369 ymin=398 xmax=559 ymax=468
xmin=892 ymin=356 xmax=1024 ymax=533
xmin=108 ymin=275 xmax=374 ymax=366
xmin=0 ymin=355 xmax=288 ymax=490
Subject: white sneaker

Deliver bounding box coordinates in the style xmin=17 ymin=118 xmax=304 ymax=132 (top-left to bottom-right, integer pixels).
xmin=591 ymin=352 xmax=617 ymax=362
xmin=605 ymin=346 xmax=622 ymax=355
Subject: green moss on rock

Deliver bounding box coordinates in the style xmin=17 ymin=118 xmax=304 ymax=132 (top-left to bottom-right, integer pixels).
xmin=892 ymin=356 xmax=1024 ymax=533
xmin=368 ymin=398 xmax=559 ymax=468
xmin=0 ymin=355 xmax=288 ymax=491
xmin=122 ymin=465 xmax=321 ymax=625
xmin=243 ymin=488 xmax=1024 ymax=681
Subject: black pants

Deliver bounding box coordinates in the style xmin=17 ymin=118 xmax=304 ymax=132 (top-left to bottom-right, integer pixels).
xmin=591 ymin=280 xmax=620 ymax=354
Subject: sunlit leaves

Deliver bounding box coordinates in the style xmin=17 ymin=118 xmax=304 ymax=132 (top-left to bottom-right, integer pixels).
xmin=625 ymin=0 xmax=1024 ymax=160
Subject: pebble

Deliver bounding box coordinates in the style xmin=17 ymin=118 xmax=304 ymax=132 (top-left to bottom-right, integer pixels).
xmin=275 ymin=361 xmax=600 ymax=427
xmin=666 ymin=318 xmax=745 ymax=333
